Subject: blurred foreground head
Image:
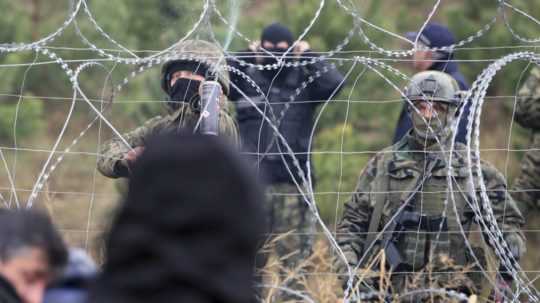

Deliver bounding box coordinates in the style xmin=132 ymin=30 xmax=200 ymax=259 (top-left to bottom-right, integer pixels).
xmin=91 ymin=132 xmax=266 ymax=303
xmin=0 ymin=209 xmax=68 ymax=303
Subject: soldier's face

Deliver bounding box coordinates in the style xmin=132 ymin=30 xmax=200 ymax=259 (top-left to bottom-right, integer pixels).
xmin=410 ymin=99 xmax=453 ymax=141
xmin=412 ymin=50 xmax=434 ymax=71
xmin=170 ymin=71 xmax=205 ymax=88
xmin=413 ymin=100 xmax=448 ymax=119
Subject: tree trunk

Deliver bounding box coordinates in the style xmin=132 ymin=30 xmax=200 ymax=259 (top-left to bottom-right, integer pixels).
xmin=31 ymin=0 xmax=40 ymax=41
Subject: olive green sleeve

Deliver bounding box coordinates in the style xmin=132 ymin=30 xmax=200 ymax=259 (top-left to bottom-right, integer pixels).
xmin=219 ymin=103 xmax=240 ymax=147
xmin=335 ymin=153 xmax=384 ymax=278
xmin=97 ymin=116 xmax=164 ymax=178
xmin=512 ymin=134 xmax=540 ymax=213
xmin=479 ymin=160 xmax=526 ymax=255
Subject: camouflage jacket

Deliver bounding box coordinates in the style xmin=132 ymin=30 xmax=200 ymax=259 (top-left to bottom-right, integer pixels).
xmin=336 ymin=133 xmax=525 ymax=291
xmin=97 ymin=103 xmax=238 ymax=178
xmin=513 ymin=66 xmax=540 ymax=212
xmin=516 ymin=66 xmax=540 ymax=131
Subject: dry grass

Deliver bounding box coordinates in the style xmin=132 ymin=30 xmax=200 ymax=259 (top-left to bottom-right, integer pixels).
xmin=257 ymin=237 xmax=495 ymax=302
xmin=258 ymin=236 xmax=343 ymax=302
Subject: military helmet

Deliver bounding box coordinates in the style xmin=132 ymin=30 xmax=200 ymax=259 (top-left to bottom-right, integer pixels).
xmin=405 ymin=71 xmax=461 ymax=106
xmin=161 ymin=40 xmax=230 ymax=96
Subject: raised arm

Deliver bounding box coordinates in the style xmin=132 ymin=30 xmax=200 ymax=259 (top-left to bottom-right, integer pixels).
xmin=97 ymin=116 xmax=163 ymax=178
xmin=304 ymin=52 xmax=345 ymax=103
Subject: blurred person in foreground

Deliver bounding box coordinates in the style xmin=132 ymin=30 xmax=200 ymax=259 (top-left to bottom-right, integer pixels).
xmin=90 ymin=132 xmax=266 ymax=303
xmin=228 ymin=22 xmax=344 ymax=268
xmin=336 ymin=71 xmax=525 ymax=301
xmin=98 ymin=39 xmax=238 ymax=179
xmin=393 ymin=22 xmax=472 ymax=144
xmin=0 ymin=209 xmax=68 ymax=303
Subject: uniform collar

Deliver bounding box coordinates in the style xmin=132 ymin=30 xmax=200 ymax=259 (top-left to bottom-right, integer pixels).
xmin=392 ymin=130 xmax=467 ymax=169
xmin=405 ymin=130 xmax=453 ymax=152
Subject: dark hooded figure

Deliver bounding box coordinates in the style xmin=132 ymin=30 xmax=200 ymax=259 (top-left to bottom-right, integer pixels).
xmin=229 ymin=22 xmax=344 ymax=186
xmin=89 ymin=133 xmax=266 ymax=303
xmin=393 ymin=22 xmax=471 ymax=144
xmin=227 ymin=22 xmax=344 ymax=270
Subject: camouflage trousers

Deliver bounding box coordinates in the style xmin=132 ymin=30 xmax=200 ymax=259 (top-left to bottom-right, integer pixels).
xmin=265 ymin=183 xmax=316 ymax=269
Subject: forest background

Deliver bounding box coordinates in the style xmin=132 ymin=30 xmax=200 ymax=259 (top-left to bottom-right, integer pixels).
xmin=0 ymin=0 xmax=539 ymax=288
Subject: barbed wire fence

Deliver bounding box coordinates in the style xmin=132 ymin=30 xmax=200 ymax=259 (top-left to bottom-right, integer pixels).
xmin=0 ymin=0 xmax=539 ymax=301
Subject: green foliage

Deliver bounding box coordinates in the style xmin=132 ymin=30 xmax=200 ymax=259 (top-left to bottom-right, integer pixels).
xmin=0 ymin=97 xmax=44 ymax=141
xmin=313 ymin=123 xmax=372 ymax=224
xmin=446 ymin=0 xmax=540 ymax=96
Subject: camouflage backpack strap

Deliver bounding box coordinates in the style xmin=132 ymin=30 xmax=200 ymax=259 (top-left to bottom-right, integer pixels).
xmin=365 ymin=153 xmax=390 ymax=252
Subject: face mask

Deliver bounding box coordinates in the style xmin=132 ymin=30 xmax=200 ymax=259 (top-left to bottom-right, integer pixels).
xmin=168 ymin=78 xmax=201 ymax=111
xmin=410 ymin=104 xmax=456 ymax=143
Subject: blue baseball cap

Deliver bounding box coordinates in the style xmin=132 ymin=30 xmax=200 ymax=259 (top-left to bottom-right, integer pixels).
xmin=405 ymin=22 xmax=456 ymax=52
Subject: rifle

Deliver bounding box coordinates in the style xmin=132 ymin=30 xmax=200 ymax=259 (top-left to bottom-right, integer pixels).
xmin=382 ymin=210 xmax=444 ymax=272
xmin=381 ymin=211 xmax=405 ymax=272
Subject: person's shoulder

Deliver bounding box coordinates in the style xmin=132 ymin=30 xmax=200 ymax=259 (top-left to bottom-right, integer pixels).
xmin=362 ymin=144 xmax=401 ymax=175
xmin=128 ymin=114 xmax=170 ymax=136
xmin=450 ymin=143 xmax=493 ymax=171
xmin=386 ymin=135 xmax=412 ymax=157
xmin=451 ymin=141 xmax=470 ymax=155
xmin=527 ymin=66 xmax=540 ymax=83
xmin=479 ymin=159 xmax=498 ymax=172
xmin=449 ymin=70 xmax=469 ymax=90
xmin=142 ymin=114 xmax=167 ymax=127
xmin=370 ymin=143 xmax=399 ymax=161
xmin=479 ymin=159 xmax=505 ymax=183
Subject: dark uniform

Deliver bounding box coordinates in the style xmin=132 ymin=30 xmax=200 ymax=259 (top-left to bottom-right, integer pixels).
xmin=228 ymin=25 xmax=344 ymax=267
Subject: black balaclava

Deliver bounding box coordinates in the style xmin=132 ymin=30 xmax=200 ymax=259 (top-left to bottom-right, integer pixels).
xmin=164 ymin=61 xmax=208 ymax=111
xmin=168 ymin=79 xmax=201 ymax=111
xmin=261 ymin=23 xmax=294 ymax=48
xmin=90 ymin=132 xmax=266 ymax=303
xmin=260 ymin=23 xmax=295 ymax=78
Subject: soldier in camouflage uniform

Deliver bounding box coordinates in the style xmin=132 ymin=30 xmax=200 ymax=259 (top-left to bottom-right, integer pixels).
xmin=336 ymin=71 xmax=525 ymax=300
xmin=513 ymin=66 xmax=540 ymax=213
xmin=97 ymin=40 xmax=238 ymax=178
